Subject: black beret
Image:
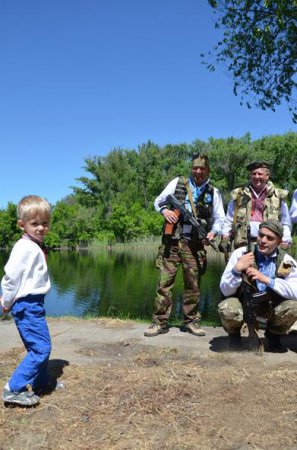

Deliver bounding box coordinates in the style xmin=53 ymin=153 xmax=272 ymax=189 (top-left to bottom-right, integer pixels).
xmin=246 ymin=161 xmax=270 ymax=171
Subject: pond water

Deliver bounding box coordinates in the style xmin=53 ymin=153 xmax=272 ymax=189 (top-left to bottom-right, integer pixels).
xmin=0 ymin=246 xmax=226 ymax=324
xmin=1 ymin=245 xmax=296 ymax=324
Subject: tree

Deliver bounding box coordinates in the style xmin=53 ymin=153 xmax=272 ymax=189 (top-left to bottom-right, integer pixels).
xmin=72 ymin=148 xmax=139 ymax=212
xmin=204 ymin=134 xmax=253 ymax=205
xmin=133 ymin=141 xmax=162 ymax=208
xmin=203 ymin=0 xmax=297 ymax=122
xmin=0 ymin=203 xmax=21 ymax=249
xmin=48 ymin=199 xmax=101 ymax=248
xmin=252 ymin=132 xmax=297 ymax=192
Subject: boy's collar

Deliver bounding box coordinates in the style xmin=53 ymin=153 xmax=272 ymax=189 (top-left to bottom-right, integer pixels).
xmin=22 ymin=233 xmax=43 ymax=247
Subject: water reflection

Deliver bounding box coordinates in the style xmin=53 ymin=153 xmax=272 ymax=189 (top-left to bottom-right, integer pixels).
xmin=0 ymin=245 xmax=296 ymax=324
xmin=46 ymin=247 xmax=225 ymax=324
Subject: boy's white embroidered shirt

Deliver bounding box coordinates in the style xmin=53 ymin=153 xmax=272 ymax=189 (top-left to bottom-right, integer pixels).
xmin=1 ymin=238 xmax=50 ymax=309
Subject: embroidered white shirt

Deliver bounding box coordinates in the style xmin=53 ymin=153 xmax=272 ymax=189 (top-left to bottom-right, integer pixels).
xmin=1 ymin=238 xmax=51 ymax=309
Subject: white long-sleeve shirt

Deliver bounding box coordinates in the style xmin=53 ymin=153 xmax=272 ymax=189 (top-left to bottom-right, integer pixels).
xmin=154 ymin=177 xmax=225 ymax=235
xmin=220 ymin=246 xmax=297 ymax=300
xmin=290 ymin=189 xmax=297 ymax=224
xmin=1 ymin=237 xmax=51 ymax=310
xmin=222 ymin=198 xmax=292 ymax=244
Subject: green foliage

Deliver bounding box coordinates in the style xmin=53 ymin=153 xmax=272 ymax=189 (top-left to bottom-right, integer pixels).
xmin=206 ymin=134 xmax=252 ymax=199
xmin=107 ymin=203 xmax=163 ymax=242
xmin=1 ymin=133 xmax=296 ymax=248
xmin=253 ymin=132 xmax=297 ymax=191
xmin=48 ymin=197 xmax=101 ymax=249
xmin=72 ymin=148 xmax=140 ymax=211
xmin=0 ymin=203 xmax=21 ymax=249
xmin=44 ymin=231 xmax=61 ymax=249
xmin=94 ymin=231 xmax=116 ymax=245
xmin=203 ymin=0 xmax=297 ymax=122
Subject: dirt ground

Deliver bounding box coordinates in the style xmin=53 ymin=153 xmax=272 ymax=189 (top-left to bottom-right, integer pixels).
xmin=1 ymin=319 xmax=297 ymax=450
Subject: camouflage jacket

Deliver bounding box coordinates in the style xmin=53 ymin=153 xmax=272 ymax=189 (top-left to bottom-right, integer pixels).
xmin=231 ymin=181 xmax=288 ymax=248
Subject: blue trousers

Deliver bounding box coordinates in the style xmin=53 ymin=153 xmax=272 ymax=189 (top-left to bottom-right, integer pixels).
xmin=9 ymin=294 xmax=52 ymax=393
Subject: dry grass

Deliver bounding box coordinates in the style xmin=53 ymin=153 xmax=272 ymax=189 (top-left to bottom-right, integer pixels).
xmin=1 ymin=345 xmax=297 ymax=450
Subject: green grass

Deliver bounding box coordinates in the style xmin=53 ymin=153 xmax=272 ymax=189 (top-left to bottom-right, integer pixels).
xmin=88 ymin=236 xmax=161 ymax=252
xmin=47 ymin=313 xmax=221 ymax=327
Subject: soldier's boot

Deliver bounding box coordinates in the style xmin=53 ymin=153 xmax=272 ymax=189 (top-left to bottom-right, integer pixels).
xmin=228 ymin=332 xmax=243 ymax=351
xmin=264 ymin=330 xmax=287 ymax=353
xmin=185 ymin=321 xmax=206 ymax=337
xmin=144 ymin=320 xmax=168 ymax=337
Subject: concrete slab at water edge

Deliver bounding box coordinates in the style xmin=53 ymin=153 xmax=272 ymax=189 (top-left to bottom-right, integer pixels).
xmin=1 ymin=318 xmax=297 ymax=365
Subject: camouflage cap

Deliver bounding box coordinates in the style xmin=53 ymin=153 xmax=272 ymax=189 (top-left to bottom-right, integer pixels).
xmin=246 ymin=161 xmax=270 ymax=171
xmin=259 ymin=219 xmax=283 ymax=238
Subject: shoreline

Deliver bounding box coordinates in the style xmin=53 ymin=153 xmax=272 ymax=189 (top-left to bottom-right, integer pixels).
xmin=1 ymin=316 xmax=296 ymax=365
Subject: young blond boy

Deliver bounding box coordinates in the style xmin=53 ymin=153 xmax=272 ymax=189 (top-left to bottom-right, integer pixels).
xmin=1 ymin=195 xmax=55 ymax=406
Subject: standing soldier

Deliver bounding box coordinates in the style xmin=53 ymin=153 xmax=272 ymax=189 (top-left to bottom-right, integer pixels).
xmin=144 ymin=153 xmax=225 ymax=337
xmin=219 ymin=161 xmax=292 ymax=255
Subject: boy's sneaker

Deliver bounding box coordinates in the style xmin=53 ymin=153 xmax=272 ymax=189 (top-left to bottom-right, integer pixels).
xmin=185 ymin=321 xmax=206 ymax=336
xmin=144 ymin=321 xmax=168 ymax=337
xmin=2 ymin=388 xmax=40 ymax=406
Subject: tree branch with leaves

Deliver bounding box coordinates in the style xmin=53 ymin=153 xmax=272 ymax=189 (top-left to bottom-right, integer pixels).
xmin=202 ymin=0 xmax=297 ymax=122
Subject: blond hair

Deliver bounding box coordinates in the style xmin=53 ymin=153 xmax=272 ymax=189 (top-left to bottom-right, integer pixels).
xmin=17 ymin=195 xmax=51 ymax=222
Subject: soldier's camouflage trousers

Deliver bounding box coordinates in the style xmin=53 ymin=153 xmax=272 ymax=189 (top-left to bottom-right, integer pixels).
xmin=218 ymin=297 xmax=297 ymax=335
xmin=153 ymin=239 xmax=206 ymax=325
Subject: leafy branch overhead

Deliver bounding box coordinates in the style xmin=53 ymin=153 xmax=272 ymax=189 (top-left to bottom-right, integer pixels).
xmin=203 ymin=0 xmax=297 ymax=123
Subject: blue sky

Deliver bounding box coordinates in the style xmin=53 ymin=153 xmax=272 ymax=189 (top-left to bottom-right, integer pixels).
xmin=0 ymin=0 xmax=295 ymax=208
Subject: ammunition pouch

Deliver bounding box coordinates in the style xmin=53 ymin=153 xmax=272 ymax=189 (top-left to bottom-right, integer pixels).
xmin=276 ymin=260 xmax=294 ymax=278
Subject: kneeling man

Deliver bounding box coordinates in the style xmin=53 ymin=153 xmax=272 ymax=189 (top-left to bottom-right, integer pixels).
xmin=218 ymin=219 xmax=297 ymax=352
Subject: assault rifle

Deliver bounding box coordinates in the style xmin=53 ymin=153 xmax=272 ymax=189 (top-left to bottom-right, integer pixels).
xmin=241 ymin=224 xmax=264 ymax=353
xmin=159 ymin=194 xmax=218 ymax=252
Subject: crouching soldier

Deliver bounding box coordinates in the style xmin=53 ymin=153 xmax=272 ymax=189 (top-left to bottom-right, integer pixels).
xmin=218 ymin=219 xmax=297 ymax=352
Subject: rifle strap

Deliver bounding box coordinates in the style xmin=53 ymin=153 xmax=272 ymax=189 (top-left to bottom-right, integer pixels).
xmin=181 ymin=177 xmax=198 ymax=219
xmin=233 ymin=188 xmax=243 ymax=231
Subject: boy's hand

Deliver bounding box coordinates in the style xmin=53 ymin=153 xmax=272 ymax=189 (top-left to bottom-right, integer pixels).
xmin=0 ymin=296 xmax=10 ymax=314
